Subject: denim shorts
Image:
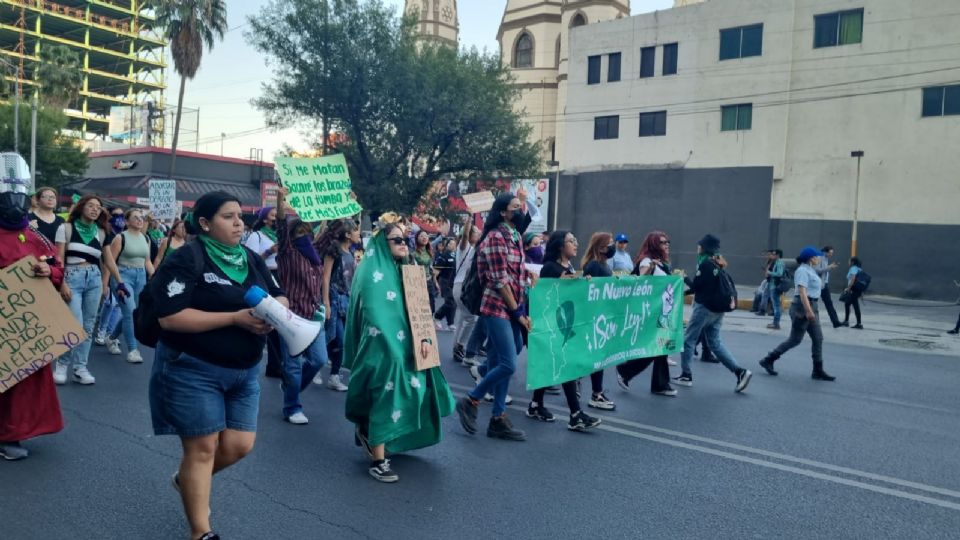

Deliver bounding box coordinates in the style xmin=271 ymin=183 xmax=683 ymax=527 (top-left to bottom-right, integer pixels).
xmin=149 ymin=340 xmax=261 ymax=438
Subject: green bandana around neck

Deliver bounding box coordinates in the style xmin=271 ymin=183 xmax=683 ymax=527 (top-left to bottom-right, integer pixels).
xmin=199 ymin=235 xmax=249 ymax=284
xmin=73 ymin=219 xmax=99 ymax=245
xmin=148 ymin=228 xmax=164 ymax=242
xmin=260 ymin=226 xmax=277 ymax=243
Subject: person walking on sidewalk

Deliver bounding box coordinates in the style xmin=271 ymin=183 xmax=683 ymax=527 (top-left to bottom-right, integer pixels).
xmin=674 ymin=234 xmax=753 ymax=393
xmin=344 ymin=218 xmax=454 ymax=483
xmin=841 ymin=257 xmax=865 ymax=329
xmin=759 ymin=249 xmax=785 ymax=329
xmin=455 ymin=193 xmax=530 ymax=442
xmin=525 ymin=230 xmax=602 ymax=431
xmin=760 ymin=247 xmax=836 ymax=381
xmin=616 ymin=231 xmax=677 ymax=397
xmin=816 ymin=246 xmax=842 ymax=328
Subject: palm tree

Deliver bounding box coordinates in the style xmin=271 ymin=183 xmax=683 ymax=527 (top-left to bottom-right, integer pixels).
xmin=36 ymin=45 xmax=83 ymax=109
xmin=150 ymin=0 xmax=227 ymax=178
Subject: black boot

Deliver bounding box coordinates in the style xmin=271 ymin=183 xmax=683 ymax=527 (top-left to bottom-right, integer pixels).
xmin=811 ymin=363 xmax=835 ymax=381
xmin=759 ymin=357 xmax=778 ymax=376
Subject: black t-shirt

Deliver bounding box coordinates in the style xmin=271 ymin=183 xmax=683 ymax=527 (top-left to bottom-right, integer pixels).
xmin=29 ymin=212 xmax=64 ymax=245
xmin=151 ymin=242 xmax=285 ymax=369
xmin=434 ymin=250 xmax=456 ymax=283
xmin=541 ymin=260 xmax=575 ymax=279
xmin=583 ymin=260 xmax=613 ymax=278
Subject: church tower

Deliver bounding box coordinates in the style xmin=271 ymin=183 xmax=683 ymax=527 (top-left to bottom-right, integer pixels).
xmin=405 ymin=0 xmax=459 ymax=48
xmin=498 ymin=0 xmax=629 ymax=166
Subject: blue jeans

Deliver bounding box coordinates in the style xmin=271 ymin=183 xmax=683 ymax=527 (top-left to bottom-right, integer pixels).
xmin=60 ymin=265 xmax=103 ymax=370
xmin=761 ymin=282 xmax=782 ymax=324
xmin=465 ymin=317 xmax=487 ymax=357
xmin=680 ymin=302 xmax=742 ymax=377
xmin=325 ymin=292 xmax=348 ymax=376
xmin=469 ymin=316 xmax=523 ymax=417
xmin=96 ymin=289 xmax=122 ymax=337
xmin=118 ymin=266 xmax=148 ymax=353
xmin=279 ymin=331 xmax=328 ymax=417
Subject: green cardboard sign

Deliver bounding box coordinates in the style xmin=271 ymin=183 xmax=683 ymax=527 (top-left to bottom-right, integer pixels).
xmin=526 ymin=275 xmax=684 ymax=390
xmin=274 ymin=154 xmax=362 ymax=221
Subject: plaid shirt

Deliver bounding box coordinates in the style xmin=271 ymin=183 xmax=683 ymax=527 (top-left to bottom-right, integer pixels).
xmin=478 ymin=223 xmax=527 ymax=319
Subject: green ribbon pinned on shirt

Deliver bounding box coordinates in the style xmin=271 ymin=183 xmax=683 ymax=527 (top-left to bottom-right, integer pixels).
xmin=198 ymin=235 xmax=249 ymax=284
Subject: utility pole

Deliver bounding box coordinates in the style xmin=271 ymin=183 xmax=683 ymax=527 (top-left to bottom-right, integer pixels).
xmin=13 ymin=74 xmax=20 ymax=153
xmin=30 ymin=93 xmax=37 ymax=180
xmin=850 ymin=150 xmax=865 ymax=257
xmin=220 ymin=132 xmax=225 ymax=156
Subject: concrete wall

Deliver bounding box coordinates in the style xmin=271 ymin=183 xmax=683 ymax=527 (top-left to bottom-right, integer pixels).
xmin=554 ymin=166 xmax=774 ymax=280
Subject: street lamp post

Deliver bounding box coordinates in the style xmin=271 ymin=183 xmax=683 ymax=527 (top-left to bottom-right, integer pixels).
xmin=546 ymin=160 xmax=560 ymax=231
xmin=850 ymin=150 xmax=865 ymax=257
xmin=220 ymin=132 xmax=225 ymax=156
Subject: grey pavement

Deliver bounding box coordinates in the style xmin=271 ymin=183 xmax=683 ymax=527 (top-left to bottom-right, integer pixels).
xmin=2 ymin=322 xmax=960 ymax=539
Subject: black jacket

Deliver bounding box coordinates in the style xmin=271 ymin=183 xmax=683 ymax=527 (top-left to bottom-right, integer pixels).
xmin=686 ymin=258 xmax=724 ymax=309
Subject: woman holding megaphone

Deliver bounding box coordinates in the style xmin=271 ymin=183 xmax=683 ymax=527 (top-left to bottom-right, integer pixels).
xmin=344 ymin=214 xmax=455 ymax=483
xmin=147 ymin=191 xmax=287 ymax=540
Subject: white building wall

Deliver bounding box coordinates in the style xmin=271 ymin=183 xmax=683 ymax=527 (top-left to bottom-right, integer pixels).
xmin=563 ymin=0 xmax=960 ymax=226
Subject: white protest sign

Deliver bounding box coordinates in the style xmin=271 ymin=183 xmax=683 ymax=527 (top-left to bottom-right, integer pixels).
xmin=149 ymin=179 xmax=177 ymax=221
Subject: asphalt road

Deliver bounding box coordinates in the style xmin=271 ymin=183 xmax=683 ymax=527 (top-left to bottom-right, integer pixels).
xmin=3 ymin=327 xmax=960 ymax=539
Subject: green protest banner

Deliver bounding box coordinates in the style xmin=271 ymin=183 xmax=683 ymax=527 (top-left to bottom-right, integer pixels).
xmin=526 ymin=275 xmax=684 ymax=390
xmin=274 ymin=154 xmax=363 ymax=221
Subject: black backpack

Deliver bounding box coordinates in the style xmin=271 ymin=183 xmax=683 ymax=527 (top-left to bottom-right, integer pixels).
xmin=704 ymin=261 xmax=738 ymax=313
xmin=775 ymin=266 xmax=793 ymax=295
xmin=134 ymin=241 xmax=205 ymax=348
xmin=461 ymin=253 xmax=485 ymax=316
xmin=852 ymin=269 xmax=871 ymax=293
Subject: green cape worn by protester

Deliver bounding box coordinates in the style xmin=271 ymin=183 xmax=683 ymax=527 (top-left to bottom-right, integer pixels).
xmin=344 ymin=230 xmax=455 ymax=453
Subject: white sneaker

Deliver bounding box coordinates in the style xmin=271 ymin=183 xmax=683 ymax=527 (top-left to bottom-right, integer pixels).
xmin=326 ymin=374 xmax=348 ymax=392
xmin=94 ymin=331 xmax=107 ymax=346
xmin=127 ymin=350 xmax=143 ymax=364
xmin=107 ymin=339 xmax=122 ymax=355
xmin=53 ymin=364 xmax=68 ymax=385
xmin=73 ymin=367 xmax=96 ymax=385
xmin=311 ymin=372 xmax=323 ymax=386
xmin=285 ymin=412 xmax=309 ymax=425
xmin=482 ymin=393 xmax=513 ymax=405
xmin=462 ymin=356 xmax=482 ymax=368
xmin=667 ymin=358 xmax=678 ymax=366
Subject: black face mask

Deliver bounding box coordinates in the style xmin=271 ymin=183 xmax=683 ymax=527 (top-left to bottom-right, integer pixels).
xmin=509 ymin=208 xmax=525 ymax=229
xmin=0 ymin=192 xmax=30 ymax=225
xmin=605 ymin=245 xmax=616 ymax=259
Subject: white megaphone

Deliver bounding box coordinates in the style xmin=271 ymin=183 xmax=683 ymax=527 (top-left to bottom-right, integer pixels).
xmin=244 ymin=285 xmax=322 ymax=357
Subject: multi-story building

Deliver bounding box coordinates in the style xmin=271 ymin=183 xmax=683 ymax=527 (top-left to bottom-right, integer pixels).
xmin=511 ymin=0 xmax=959 ymax=300
xmin=405 ymin=0 xmax=459 ymax=48
xmin=0 ymin=0 xmax=166 ymax=143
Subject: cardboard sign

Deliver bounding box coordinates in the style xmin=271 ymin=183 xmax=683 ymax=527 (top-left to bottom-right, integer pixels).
xmin=462 ymin=191 xmax=495 ymax=213
xmin=274 ymin=154 xmax=363 ymax=221
xmin=148 ymin=179 xmax=177 ymax=221
xmin=0 ymin=256 xmax=87 ymax=393
xmin=401 ymin=265 xmax=440 ymax=371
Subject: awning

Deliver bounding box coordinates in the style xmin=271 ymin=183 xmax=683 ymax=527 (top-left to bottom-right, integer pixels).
xmin=61 ymin=175 xmax=263 ymax=212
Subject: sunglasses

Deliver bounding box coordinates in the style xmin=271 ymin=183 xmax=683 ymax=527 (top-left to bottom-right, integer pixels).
xmin=387 ymin=237 xmax=407 ymax=245
xmin=660 ymin=240 xmax=671 ymax=246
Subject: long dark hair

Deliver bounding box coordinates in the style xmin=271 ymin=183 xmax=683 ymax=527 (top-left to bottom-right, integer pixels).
xmin=414 ymin=229 xmax=433 ymax=256
xmin=474 ymin=192 xmax=517 ymax=252
xmin=68 ymin=195 xmax=109 ymax=231
xmin=315 ymin=218 xmax=357 ymax=257
xmin=543 ymin=230 xmax=570 ymax=264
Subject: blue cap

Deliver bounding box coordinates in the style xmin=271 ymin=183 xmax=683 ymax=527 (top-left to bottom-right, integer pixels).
xmin=615 ymin=234 xmax=629 ymax=243
xmin=243 ymin=285 xmax=268 ymax=308
xmin=798 ymin=246 xmax=823 ymax=262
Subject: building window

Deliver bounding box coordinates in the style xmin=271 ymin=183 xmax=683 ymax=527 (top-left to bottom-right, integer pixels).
xmin=721 ymin=104 xmax=753 ymax=131
xmin=514 ymin=32 xmax=533 ymax=68
xmin=594 ymin=115 xmax=619 ymax=140
xmin=662 ymin=43 xmax=678 ymax=75
xmin=922 ymin=85 xmax=960 ymax=117
xmin=608 ymin=52 xmax=621 ymax=82
xmin=639 ymin=111 xmax=667 ymax=137
xmin=719 ymin=24 xmax=763 ymax=60
xmin=640 ymin=46 xmax=655 ymax=78
xmin=571 ymin=13 xmax=587 ymax=28
xmin=555 ymin=36 xmax=561 ymax=67
xmin=587 ymin=55 xmax=601 ymax=85
xmin=814 ymin=9 xmax=864 ymax=48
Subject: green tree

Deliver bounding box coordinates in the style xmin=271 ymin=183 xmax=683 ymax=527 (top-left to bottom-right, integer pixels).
xmin=247 ymin=0 xmax=539 ymax=215
xmin=0 ymin=104 xmax=88 ymax=188
xmin=148 ymin=0 xmax=227 ymax=178
xmin=35 ymin=44 xmax=83 ymax=108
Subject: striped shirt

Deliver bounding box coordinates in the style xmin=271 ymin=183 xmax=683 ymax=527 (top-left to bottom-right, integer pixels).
xmin=477 ymin=223 xmax=527 ymax=320
xmin=275 ymin=217 xmax=323 ymax=318
xmin=56 ymin=222 xmax=106 ymax=266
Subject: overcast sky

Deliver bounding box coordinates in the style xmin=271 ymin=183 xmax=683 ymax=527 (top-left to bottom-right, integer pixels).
xmin=166 ymin=0 xmax=675 ymax=161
